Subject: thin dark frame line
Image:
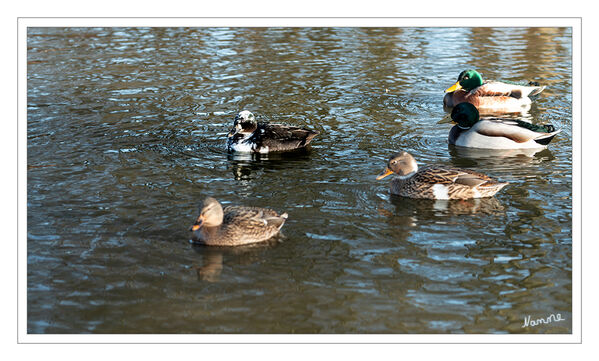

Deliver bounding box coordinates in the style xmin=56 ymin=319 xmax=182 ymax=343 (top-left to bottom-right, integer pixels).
xmin=18 ymin=342 xmax=583 ymax=344
xmin=16 ymin=16 xmax=19 ymax=345
xmin=17 ymin=16 xmax=582 ymax=19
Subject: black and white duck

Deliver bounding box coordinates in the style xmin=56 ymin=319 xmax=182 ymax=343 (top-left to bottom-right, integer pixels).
xmin=226 ymin=110 xmax=319 ymax=153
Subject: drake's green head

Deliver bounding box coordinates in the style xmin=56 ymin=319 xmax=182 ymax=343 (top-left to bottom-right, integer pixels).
xmin=450 ymin=102 xmax=480 ymax=129
xmin=445 ymin=69 xmax=484 ymax=92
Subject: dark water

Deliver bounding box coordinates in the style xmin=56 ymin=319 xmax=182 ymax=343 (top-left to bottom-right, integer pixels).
xmin=27 ymin=27 xmax=572 ymax=334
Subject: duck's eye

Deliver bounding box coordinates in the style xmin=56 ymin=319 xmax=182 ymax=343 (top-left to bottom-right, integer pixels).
xmin=464 ymin=75 xmax=469 ymax=79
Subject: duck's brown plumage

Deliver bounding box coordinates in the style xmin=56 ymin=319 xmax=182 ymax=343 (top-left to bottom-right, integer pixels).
xmin=190 ymin=198 xmax=287 ymax=246
xmin=389 ymin=166 xmax=508 ymax=200
xmin=444 ymin=89 xmax=524 ymax=109
xmin=377 ymin=151 xmax=508 ymax=200
xmin=444 ymin=70 xmax=546 ymax=112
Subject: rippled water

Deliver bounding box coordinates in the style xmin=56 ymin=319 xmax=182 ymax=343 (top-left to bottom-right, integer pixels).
xmin=27 ymin=27 xmax=572 ymax=334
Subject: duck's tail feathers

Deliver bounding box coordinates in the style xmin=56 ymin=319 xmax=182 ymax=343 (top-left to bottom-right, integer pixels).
xmin=303 ymin=130 xmax=319 ymax=145
xmin=494 ymin=182 xmax=510 ymax=192
xmin=482 ymin=181 xmax=509 ymax=195
xmin=266 ymin=213 xmax=288 ymax=230
xmin=528 ymin=85 xmax=546 ymax=98
xmin=534 ymin=129 xmax=561 ymax=145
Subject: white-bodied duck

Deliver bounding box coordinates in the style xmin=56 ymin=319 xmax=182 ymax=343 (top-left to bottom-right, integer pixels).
xmin=449 ymin=102 xmax=561 ymax=149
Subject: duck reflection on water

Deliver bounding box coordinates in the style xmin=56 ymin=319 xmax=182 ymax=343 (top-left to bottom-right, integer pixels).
xmin=448 ymin=145 xmax=556 ymax=165
xmin=191 ymin=238 xmax=282 ymax=282
xmin=387 ymin=195 xmax=506 ymax=217
xmin=227 ymin=148 xmax=314 ymax=181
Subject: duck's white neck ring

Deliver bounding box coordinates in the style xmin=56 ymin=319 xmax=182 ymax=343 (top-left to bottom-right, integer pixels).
xmin=395 ymin=171 xmax=416 ymax=180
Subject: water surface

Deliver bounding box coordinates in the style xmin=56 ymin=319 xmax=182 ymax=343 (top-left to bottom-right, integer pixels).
xmin=27 ymin=27 xmax=572 ymax=334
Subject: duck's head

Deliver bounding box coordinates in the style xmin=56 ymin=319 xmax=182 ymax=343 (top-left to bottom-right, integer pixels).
xmin=227 ymin=110 xmax=257 ymax=137
xmin=445 ymin=70 xmax=484 ymax=92
xmin=376 ymin=151 xmax=418 ymax=180
xmin=189 ymin=197 xmax=224 ymax=231
xmin=451 ymin=102 xmax=480 ymax=129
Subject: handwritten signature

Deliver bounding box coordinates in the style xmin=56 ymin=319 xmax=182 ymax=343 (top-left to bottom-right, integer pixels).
xmin=522 ymin=313 xmax=565 ymax=328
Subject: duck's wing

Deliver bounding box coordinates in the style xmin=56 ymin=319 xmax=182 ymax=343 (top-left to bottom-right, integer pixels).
xmin=259 ymin=123 xmax=319 ymax=149
xmin=473 ymin=119 xmax=561 ymax=144
xmin=413 ymin=167 xmax=466 ymax=185
xmin=416 ymin=167 xmax=497 ymax=187
xmin=223 ymin=206 xmax=284 ymax=228
xmin=472 ymin=81 xmax=545 ymax=99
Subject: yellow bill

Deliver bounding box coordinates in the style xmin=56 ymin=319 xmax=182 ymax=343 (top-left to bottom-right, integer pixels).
xmin=376 ymin=167 xmax=394 ymax=180
xmin=445 ymin=81 xmax=462 ymax=93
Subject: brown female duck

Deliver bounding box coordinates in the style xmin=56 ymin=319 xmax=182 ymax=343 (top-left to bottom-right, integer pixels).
xmin=189 ymin=197 xmax=288 ymax=246
xmin=376 ymin=151 xmax=508 ymax=200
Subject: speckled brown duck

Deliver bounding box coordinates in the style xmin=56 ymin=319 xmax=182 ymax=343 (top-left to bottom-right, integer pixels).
xmin=226 ymin=110 xmax=319 ymax=153
xmin=376 ymin=151 xmax=508 ymax=200
xmin=189 ymin=197 xmax=288 ymax=246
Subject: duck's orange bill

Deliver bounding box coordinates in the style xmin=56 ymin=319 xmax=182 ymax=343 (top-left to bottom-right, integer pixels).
xmin=191 ymin=224 xmax=201 ymax=231
xmin=445 ymin=81 xmax=462 ymax=93
xmin=376 ymin=167 xmax=394 ymax=180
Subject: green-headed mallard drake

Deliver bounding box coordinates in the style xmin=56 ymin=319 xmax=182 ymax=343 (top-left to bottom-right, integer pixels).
xmin=376 ymin=151 xmax=508 ymax=200
xmin=444 ymin=70 xmax=546 ymax=111
xmin=189 ymin=197 xmax=288 ymax=246
xmin=227 ymin=110 xmax=319 ymax=153
xmin=449 ymin=102 xmax=561 ymax=149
